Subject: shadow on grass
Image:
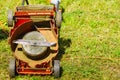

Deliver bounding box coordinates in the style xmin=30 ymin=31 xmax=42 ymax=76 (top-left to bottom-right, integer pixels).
xmin=56 ymin=38 xmax=71 ymax=60
xmin=61 ymin=7 xmax=65 ymax=22
xmin=0 ymin=29 xmax=8 ymax=40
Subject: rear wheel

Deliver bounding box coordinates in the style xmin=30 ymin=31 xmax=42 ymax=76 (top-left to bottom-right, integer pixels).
xmin=9 ymin=58 xmax=16 ymax=78
xmin=56 ymin=11 xmax=62 ymax=28
xmin=7 ymin=10 xmax=13 ymax=27
xmin=53 ymin=60 xmax=60 ymax=78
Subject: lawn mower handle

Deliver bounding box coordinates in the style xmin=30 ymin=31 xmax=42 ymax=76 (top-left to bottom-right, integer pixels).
xmin=22 ymin=0 xmax=29 ymax=5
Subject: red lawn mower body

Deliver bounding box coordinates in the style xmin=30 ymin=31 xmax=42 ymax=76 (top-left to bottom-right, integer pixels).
xmin=8 ymin=0 xmax=62 ymax=78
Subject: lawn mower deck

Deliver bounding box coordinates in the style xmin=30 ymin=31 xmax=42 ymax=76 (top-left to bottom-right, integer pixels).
xmin=8 ymin=0 xmax=61 ymax=78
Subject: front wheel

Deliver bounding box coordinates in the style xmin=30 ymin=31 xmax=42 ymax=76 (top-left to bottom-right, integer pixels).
xmin=9 ymin=58 xmax=16 ymax=78
xmin=53 ymin=60 xmax=60 ymax=78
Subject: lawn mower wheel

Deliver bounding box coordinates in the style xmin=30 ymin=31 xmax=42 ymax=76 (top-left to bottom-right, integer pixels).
xmin=7 ymin=10 xmax=13 ymax=27
xmin=9 ymin=58 xmax=16 ymax=78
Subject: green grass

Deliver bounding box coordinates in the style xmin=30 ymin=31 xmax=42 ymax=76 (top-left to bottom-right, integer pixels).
xmin=0 ymin=0 xmax=120 ymax=80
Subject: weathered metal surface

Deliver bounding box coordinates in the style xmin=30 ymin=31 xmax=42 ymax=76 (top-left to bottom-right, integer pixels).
xmin=15 ymin=11 xmax=54 ymax=17
xmin=9 ymin=4 xmax=56 ymax=52
xmin=17 ymin=5 xmax=53 ymax=11
xmin=14 ymin=29 xmax=58 ymax=68
xmin=9 ymin=21 xmax=33 ymax=51
xmin=8 ymin=1 xmax=60 ymax=75
xmin=16 ymin=60 xmax=53 ymax=75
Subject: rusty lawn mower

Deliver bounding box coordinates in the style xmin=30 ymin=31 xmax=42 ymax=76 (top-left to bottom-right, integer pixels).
xmin=7 ymin=0 xmax=62 ymax=78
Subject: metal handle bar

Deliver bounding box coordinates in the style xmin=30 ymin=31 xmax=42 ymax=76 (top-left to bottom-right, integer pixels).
xmin=22 ymin=0 xmax=29 ymax=6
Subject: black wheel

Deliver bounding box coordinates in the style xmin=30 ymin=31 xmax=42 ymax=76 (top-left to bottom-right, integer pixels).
xmin=7 ymin=10 xmax=13 ymax=27
xmin=9 ymin=58 xmax=16 ymax=78
xmin=53 ymin=60 xmax=60 ymax=78
xmin=56 ymin=11 xmax=62 ymax=28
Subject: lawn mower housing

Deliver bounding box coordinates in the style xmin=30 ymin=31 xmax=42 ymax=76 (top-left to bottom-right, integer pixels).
xmin=8 ymin=0 xmax=62 ymax=78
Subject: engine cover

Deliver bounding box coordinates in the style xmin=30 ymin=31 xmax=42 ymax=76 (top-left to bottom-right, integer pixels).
xmin=22 ymin=31 xmax=47 ymax=60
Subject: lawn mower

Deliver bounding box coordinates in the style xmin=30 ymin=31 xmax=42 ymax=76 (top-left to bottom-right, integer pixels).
xmin=7 ymin=0 xmax=62 ymax=78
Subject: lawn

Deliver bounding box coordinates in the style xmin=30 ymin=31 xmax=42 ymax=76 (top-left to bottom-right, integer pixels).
xmin=0 ymin=0 xmax=120 ymax=80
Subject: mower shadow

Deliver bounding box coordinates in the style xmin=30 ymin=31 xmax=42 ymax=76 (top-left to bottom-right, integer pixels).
xmin=0 ymin=29 xmax=8 ymax=40
xmin=56 ymin=37 xmax=72 ymax=60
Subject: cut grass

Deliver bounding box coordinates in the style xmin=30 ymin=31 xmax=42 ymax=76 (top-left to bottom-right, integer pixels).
xmin=0 ymin=0 xmax=120 ymax=80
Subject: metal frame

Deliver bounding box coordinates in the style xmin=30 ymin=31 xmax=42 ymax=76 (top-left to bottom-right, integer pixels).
xmin=9 ymin=0 xmax=62 ymax=75
xmin=16 ymin=60 xmax=53 ymax=75
xmin=8 ymin=0 xmax=61 ymax=77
